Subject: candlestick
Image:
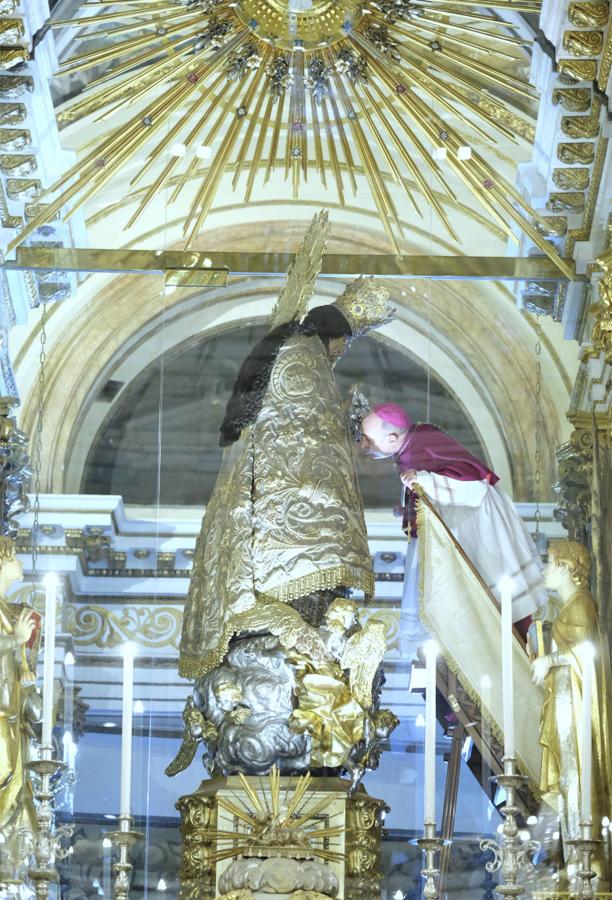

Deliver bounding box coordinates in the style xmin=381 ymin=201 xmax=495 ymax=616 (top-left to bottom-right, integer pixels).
xmin=108 ymin=815 xmax=143 ymax=900
xmin=423 ymin=639 xmax=438 ymax=826
xmin=568 ymin=820 xmax=601 ymax=899
xmin=499 ymin=577 xmax=515 ymax=759
xmin=27 ymin=749 xmax=73 ymax=900
xmin=480 ymin=756 xmax=540 ymax=897
xmin=41 ymin=574 xmax=58 ymax=749
xmin=578 ymin=642 xmax=595 ymax=824
xmin=417 ymin=820 xmax=444 ymax=899
xmin=120 ymin=643 xmax=135 ymax=818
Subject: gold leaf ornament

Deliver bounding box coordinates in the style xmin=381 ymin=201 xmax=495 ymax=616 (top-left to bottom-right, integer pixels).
xmin=568 ymin=1 xmax=610 ymax=27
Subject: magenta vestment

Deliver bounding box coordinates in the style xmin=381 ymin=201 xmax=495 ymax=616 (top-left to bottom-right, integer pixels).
xmin=395 ymin=424 xmax=498 ymax=484
xmin=395 ymin=424 xmax=498 ymax=537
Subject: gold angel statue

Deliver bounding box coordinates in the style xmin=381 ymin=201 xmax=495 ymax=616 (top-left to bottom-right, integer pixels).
xmin=532 ymin=540 xmax=612 ymax=875
xmin=0 ymin=537 xmax=42 ymax=881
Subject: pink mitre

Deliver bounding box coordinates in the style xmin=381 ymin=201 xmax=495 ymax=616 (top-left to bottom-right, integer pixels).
xmin=372 ymin=403 xmax=412 ymax=430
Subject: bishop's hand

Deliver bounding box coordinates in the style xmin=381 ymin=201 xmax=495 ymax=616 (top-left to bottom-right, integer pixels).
xmin=400 ymin=469 xmax=418 ymax=488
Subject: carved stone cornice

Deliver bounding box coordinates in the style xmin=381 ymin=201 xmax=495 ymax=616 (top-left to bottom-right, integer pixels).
xmin=567 ymin=410 xmax=611 ymax=448
xmin=517 ymin=2 xmax=609 ymax=318
xmin=0 ymin=2 xmax=74 ymax=335
xmin=14 ymin=526 xmax=408 ymax=585
xmin=554 ymin=411 xmax=610 ymax=543
xmin=14 ymin=495 xmax=557 ymax=602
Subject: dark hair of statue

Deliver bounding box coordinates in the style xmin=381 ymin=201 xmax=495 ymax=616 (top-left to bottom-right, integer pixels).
xmin=220 ymin=305 xmax=352 ymax=447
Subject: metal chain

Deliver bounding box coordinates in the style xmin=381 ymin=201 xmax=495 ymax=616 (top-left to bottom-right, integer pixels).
xmin=30 ymin=300 xmax=48 ymax=589
xmin=534 ymin=316 xmax=542 ymax=538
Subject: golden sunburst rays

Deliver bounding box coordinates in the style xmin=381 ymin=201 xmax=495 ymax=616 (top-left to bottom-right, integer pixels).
xmin=8 ymin=0 xmax=570 ymax=278
xmin=199 ymin=768 xmax=346 ymax=866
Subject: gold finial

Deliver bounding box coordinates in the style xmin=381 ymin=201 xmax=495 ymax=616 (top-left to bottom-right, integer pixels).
xmin=332 ymin=276 xmax=394 ymax=337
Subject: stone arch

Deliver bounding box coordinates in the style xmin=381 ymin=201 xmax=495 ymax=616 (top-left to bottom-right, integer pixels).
xmin=12 ymin=220 xmax=575 ymax=501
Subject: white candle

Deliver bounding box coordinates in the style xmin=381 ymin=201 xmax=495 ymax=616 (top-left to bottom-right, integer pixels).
xmin=120 ymin=642 xmax=135 ymax=817
xmin=579 ymin=642 xmax=595 ymax=823
xmin=42 ymin=573 xmax=58 ymax=749
xmin=423 ymin=639 xmax=438 ymax=825
xmin=499 ymin=577 xmax=515 ymax=759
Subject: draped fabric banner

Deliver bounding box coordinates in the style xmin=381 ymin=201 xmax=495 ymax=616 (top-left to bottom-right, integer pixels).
xmin=417 ymin=495 xmax=543 ymax=788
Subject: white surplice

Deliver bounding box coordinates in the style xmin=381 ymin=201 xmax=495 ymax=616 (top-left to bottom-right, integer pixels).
xmin=415 ymin=472 xmax=547 ymax=621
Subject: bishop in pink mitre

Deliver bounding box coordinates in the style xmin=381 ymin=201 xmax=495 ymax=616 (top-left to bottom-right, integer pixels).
xmin=360 ymin=403 xmax=547 ymax=633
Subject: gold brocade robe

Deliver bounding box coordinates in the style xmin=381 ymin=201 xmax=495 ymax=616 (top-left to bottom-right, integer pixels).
xmin=179 ymin=334 xmax=374 ymax=679
xmin=539 ymin=587 xmax=612 ymax=839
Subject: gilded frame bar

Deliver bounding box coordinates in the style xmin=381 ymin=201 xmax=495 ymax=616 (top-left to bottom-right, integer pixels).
xmin=3 ymin=247 xmax=581 ymax=282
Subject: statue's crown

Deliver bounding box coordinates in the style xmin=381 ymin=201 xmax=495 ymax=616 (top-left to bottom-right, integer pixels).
xmin=333 ymin=276 xmax=394 ymax=337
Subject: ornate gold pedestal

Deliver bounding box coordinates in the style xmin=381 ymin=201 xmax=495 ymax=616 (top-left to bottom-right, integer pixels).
xmin=176 ymin=775 xmax=387 ymax=900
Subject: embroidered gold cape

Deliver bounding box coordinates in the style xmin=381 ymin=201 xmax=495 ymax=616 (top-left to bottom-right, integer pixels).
xmin=179 ymin=334 xmax=374 ymax=679
xmin=539 ymin=587 xmax=612 ymax=827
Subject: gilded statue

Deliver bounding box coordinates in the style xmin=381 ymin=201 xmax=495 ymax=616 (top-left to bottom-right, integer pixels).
xmin=0 ymin=536 xmax=41 ymax=880
xmin=289 ymin=600 xmax=388 ymax=771
xmin=179 ymin=213 xmax=393 ymax=680
xmin=175 ymin=213 xmax=397 ymax=778
xmin=531 ymin=541 xmax=612 ymax=871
